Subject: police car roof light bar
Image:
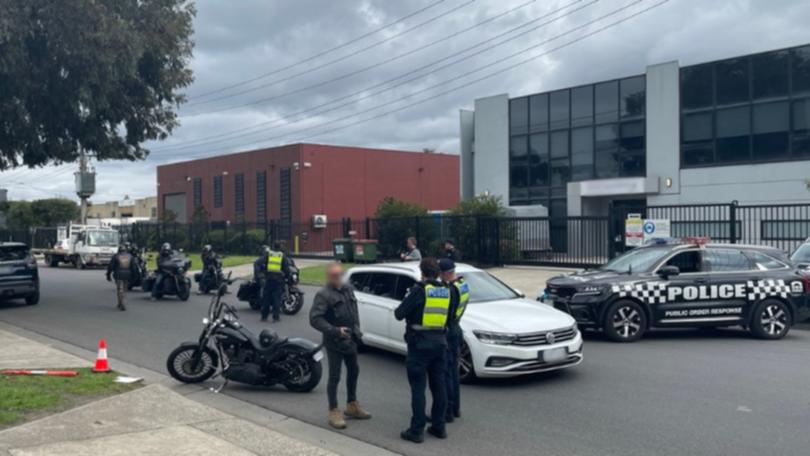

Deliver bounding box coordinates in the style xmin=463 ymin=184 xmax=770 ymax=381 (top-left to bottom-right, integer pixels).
xmin=681 ymin=236 xmax=711 ymax=245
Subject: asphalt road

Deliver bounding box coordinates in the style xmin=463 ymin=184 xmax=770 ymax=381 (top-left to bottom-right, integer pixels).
xmin=2 ymin=267 xmax=810 ymax=456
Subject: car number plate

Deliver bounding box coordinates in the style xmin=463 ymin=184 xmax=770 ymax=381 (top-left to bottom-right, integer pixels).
xmin=540 ymin=347 xmax=567 ymax=363
xmin=312 ymin=350 xmax=324 ymax=362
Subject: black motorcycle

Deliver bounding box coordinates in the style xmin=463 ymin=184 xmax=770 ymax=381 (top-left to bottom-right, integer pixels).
xmin=127 ymin=249 xmax=148 ymax=291
xmin=143 ymin=252 xmax=192 ymax=301
xmin=237 ymin=262 xmax=304 ymax=315
xmin=194 ymin=256 xmax=226 ymax=294
xmin=166 ymin=279 xmax=323 ymax=392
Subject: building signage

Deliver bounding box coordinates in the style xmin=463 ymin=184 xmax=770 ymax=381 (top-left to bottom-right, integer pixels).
xmin=625 ymin=215 xmax=643 ymax=247
xmin=643 ymin=219 xmax=671 ymax=242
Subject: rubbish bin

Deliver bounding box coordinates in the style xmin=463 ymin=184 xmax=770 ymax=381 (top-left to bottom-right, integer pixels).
xmin=332 ymin=238 xmax=353 ymax=262
xmin=352 ymin=239 xmax=378 ymax=263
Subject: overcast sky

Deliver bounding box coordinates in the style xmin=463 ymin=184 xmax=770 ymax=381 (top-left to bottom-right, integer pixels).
xmin=2 ymin=0 xmax=810 ymax=203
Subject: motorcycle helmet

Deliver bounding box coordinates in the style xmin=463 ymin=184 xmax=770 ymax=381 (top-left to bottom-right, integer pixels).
xmin=202 ymin=244 xmax=212 ymax=254
xmin=118 ymin=245 xmax=127 ymax=254
xmin=161 ymin=242 xmax=172 ymax=255
xmin=260 ymin=244 xmax=270 ymax=256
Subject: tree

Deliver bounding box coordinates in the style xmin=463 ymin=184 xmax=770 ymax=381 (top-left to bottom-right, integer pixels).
xmin=0 ymin=0 xmax=195 ymax=170
xmin=5 ymin=201 xmax=35 ymax=230
xmin=374 ymin=197 xmax=428 ymax=219
xmin=374 ymin=197 xmax=433 ymax=258
xmin=450 ymin=194 xmax=508 ymax=217
xmin=30 ymin=198 xmax=79 ymax=226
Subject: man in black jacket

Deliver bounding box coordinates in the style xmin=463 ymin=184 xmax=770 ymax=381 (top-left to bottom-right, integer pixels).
xmin=309 ymin=262 xmax=371 ymax=430
xmin=106 ymin=245 xmax=136 ymax=311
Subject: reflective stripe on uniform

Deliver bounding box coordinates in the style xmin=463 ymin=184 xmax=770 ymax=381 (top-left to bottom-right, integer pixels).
xmin=422 ymin=284 xmax=450 ymax=328
xmin=454 ymin=279 xmax=470 ymax=319
xmin=266 ymin=251 xmax=283 ymax=273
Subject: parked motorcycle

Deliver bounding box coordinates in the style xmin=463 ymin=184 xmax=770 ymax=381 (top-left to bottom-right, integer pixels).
xmin=143 ymin=251 xmax=192 ymax=301
xmin=194 ymin=255 xmax=226 ymax=294
xmin=166 ymin=278 xmax=323 ymax=392
xmin=237 ymin=261 xmax=304 ymax=315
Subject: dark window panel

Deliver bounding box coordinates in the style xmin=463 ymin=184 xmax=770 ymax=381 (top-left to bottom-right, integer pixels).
xmin=529 ymin=134 xmax=549 ymax=187
xmin=192 ymin=178 xmax=202 ymax=210
xmin=571 ymin=86 xmax=593 ymax=127
xmin=549 ymin=90 xmax=570 ymax=130
xmin=716 ymin=57 xmax=750 ymax=105
xmin=792 ymin=98 xmax=810 ymax=157
xmin=681 ymin=64 xmax=713 ymax=110
xmin=716 ymin=106 xmax=750 ymax=162
xmin=620 ymin=149 xmax=646 ymax=177
xmin=620 ymin=121 xmax=645 ymax=153
xmin=550 ymin=158 xmax=570 ymax=188
xmin=256 ymin=171 xmax=267 ymax=221
xmin=529 ymin=93 xmax=549 ymax=133
xmin=234 ymin=173 xmax=245 ymax=215
xmin=619 ymin=121 xmax=645 ymax=177
xmin=595 ymin=123 xmax=619 ymax=151
xmin=510 ymin=97 xmax=529 ymax=135
xmin=510 ymin=135 xmax=529 ymax=189
xmin=510 ymin=135 xmax=528 ymax=158
xmin=213 ymin=176 xmax=223 ymax=209
xmin=509 ymin=187 xmax=529 ymax=206
xmin=529 ymin=187 xmax=549 ymax=201
xmin=595 ymin=81 xmax=619 ymax=124
xmin=551 ymin=187 xmax=567 ymax=198
xmin=791 ymin=45 xmax=810 ymax=95
xmin=595 ymin=124 xmax=620 ymax=178
xmin=794 ymin=132 xmax=810 ymax=157
xmin=752 ymin=50 xmax=789 ymax=99
xmin=550 ymin=130 xmax=568 ymax=158
xmin=571 ymin=127 xmax=594 ymax=181
xmin=752 ymin=101 xmax=789 ymax=160
xmin=682 ymin=112 xmax=714 ymax=166
xmin=529 ymin=132 xmax=548 ymax=157
xmin=620 ymin=76 xmax=646 ymax=118
xmin=510 ymin=165 xmax=529 ymax=189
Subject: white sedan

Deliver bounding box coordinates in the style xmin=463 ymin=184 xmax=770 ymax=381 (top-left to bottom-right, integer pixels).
xmin=345 ymin=262 xmax=583 ymax=381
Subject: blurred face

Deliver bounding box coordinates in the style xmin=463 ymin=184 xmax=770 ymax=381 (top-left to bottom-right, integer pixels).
xmin=440 ymin=270 xmax=455 ymax=282
xmin=407 ymin=239 xmax=415 ymax=249
xmin=326 ymin=264 xmax=343 ymax=288
xmin=445 ymin=243 xmax=453 ymax=251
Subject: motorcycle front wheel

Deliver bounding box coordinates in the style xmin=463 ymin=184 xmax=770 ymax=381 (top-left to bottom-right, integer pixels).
xmin=178 ymin=280 xmax=191 ymax=301
xmin=282 ymin=347 xmax=322 ymax=393
xmin=166 ymin=344 xmax=218 ymax=383
xmin=282 ymin=291 xmax=304 ymax=315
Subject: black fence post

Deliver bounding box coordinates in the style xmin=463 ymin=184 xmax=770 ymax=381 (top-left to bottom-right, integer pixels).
xmin=729 ymin=200 xmax=738 ymax=244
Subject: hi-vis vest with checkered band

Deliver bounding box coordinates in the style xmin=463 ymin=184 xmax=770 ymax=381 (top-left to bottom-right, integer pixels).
xmin=453 ymin=279 xmax=470 ymax=320
xmin=266 ymin=251 xmax=283 ymax=274
xmin=421 ymin=284 xmax=451 ymax=329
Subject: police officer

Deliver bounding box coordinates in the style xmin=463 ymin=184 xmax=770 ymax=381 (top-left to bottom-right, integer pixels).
xmin=151 ymin=242 xmax=173 ymax=301
xmin=106 ymin=245 xmax=136 ymax=311
xmin=255 ymin=242 xmax=290 ymax=322
xmin=439 ymin=258 xmax=468 ymax=422
xmin=394 ymin=258 xmax=450 ymax=443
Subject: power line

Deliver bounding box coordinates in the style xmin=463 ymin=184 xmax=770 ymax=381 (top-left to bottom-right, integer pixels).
xmin=154 ymin=0 xmax=590 ymax=151
xmin=170 ymin=0 xmax=669 ymax=159
xmin=188 ymin=0 xmax=448 ymax=100
xmin=185 ymin=0 xmax=476 ymax=107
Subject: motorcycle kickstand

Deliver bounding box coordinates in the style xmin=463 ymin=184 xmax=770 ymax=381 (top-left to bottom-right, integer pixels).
xmin=209 ymin=377 xmax=229 ymax=394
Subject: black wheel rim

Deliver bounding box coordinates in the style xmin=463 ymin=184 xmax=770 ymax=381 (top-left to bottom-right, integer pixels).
xmin=760 ymin=304 xmax=788 ymax=336
xmin=173 ymin=349 xmax=213 ymax=380
xmin=285 ymin=356 xmax=313 ymax=386
xmin=459 ymin=343 xmax=473 ymax=380
xmin=612 ymin=305 xmax=642 ymax=339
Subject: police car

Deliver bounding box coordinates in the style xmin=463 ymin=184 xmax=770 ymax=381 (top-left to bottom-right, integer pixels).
xmin=544 ymin=239 xmax=810 ymax=342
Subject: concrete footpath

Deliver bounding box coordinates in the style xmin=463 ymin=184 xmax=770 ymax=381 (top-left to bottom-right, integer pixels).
xmin=0 ymin=326 xmax=398 ymax=456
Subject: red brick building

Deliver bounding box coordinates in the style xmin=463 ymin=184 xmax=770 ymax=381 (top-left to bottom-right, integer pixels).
xmin=156 ymin=143 xmax=460 ymax=224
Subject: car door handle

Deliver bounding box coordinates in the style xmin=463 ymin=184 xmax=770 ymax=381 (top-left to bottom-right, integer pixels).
xmin=694 ymin=278 xmax=708 ymax=284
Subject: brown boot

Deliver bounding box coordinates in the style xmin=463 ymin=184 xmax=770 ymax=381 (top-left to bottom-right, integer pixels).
xmin=344 ymin=401 xmax=371 ymax=420
xmin=328 ymin=408 xmax=346 ymax=429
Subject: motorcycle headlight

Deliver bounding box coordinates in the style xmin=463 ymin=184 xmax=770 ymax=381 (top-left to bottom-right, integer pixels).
xmin=473 ymin=330 xmax=517 ymax=345
xmin=202 ymin=317 xmax=210 ymax=325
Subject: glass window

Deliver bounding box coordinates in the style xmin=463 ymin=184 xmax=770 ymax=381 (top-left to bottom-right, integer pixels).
xmin=682 ymin=112 xmax=714 ymax=166
xmin=529 ymin=134 xmax=549 ymax=187
xmin=571 ymin=127 xmax=593 ymax=181
xmin=529 ymin=93 xmax=549 ymax=133
xmin=213 ymin=176 xmax=223 ymax=208
xmin=509 ymin=188 xmax=528 ymax=206
xmin=620 ymin=121 xmax=644 ymax=152
xmin=550 ymin=158 xmax=569 ymax=188
xmin=664 ymin=250 xmax=702 ymax=274
xmin=349 ymin=272 xmax=371 ymax=290
xmin=715 ymin=106 xmax=750 ymax=162
xmin=716 ymin=58 xmax=749 ymax=105
xmin=365 ymin=273 xmax=399 ymax=299
xmin=681 ymin=64 xmax=713 ymax=110
xmin=595 ymin=124 xmax=619 ymax=178
xmin=462 ymin=271 xmax=519 ymax=303
xmin=571 ymin=86 xmax=593 ymax=127
xmin=234 ymin=173 xmax=245 ymax=214
xmin=510 ymin=135 xmax=528 ymax=189
xmin=510 ymin=97 xmax=529 ymax=135
xmin=602 ymin=247 xmax=671 ymax=273
xmin=620 ymin=121 xmax=645 ymax=176
xmin=549 ymin=90 xmax=570 ymax=130
xmin=748 ymin=251 xmax=788 ymax=270
xmin=752 ymin=101 xmax=789 ymax=160
xmin=793 ymin=98 xmax=810 ymax=157
xmin=550 ymin=130 xmax=568 ymax=158
xmin=256 ymin=171 xmax=267 ymax=221
xmin=192 ymin=178 xmax=202 ymax=209
xmin=394 ymin=276 xmax=416 ymax=300
xmin=791 ymin=45 xmax=810 ymax=95
xmin=704 ymin=248 xmax=753 ymax=272
xmin=620 ymin=76 xmax=645 ymax=118
xmin=752 ymin=50 xmax=789 ymax=99
xmin=595 ymin=81 xmax=619 ymax=123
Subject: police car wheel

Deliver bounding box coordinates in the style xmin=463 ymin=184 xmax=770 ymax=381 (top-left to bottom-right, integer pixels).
xmin=458 ymin=341 xmax=476 ymax=383
xmin=604 ymin=300 xmax=647 ymax=342
xmin=750 ymin=299 xmax=791 ymax=340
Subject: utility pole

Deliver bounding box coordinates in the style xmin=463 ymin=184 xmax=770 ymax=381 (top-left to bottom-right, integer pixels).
xmin=74 ymin=148 xmax=95 ymax=225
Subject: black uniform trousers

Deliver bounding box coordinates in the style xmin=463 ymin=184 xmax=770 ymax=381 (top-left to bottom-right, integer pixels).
xmin=406 ymin=340 xmax=447 ymax=434
xmin=445 ymin=326 xmax=462 ymax=417
xmin=261 ymin=276 xmax=283 ymax=320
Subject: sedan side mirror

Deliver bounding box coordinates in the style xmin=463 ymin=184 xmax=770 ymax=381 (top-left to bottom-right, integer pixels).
xmin=657 ymin=265 xmax=680 ymax=279
xmin=514 ymin=288 xmax=526 ymax=298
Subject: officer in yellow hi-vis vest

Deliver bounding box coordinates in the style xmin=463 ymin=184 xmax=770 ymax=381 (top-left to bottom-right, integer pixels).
xmin=394 ymin=258 xmax=450 ymax=443
xmin=439 ymin=258 xmax=468 ymax=423
xmin=254 ymin=242 xmax=290 ymax=322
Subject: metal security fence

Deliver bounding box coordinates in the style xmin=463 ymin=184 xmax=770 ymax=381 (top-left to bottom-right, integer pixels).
xmin=0 ymin=227 xmax=58 ymax=250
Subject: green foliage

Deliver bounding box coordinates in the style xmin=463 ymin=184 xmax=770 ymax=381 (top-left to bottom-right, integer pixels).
xmin=4 ymin=201 xmax=35 ymax=230
xmin=374 ymin=197 xmax=428 ymax=219
xmin=450 ymin=194 xmax=508 ymax=217
xmin=227 ymin=228 xmax=266 ymax=255
xmin=373 ymin=197 xmax=431 ymax=258
xmin=0 ymin=0 xmax=196 ymax=170
xmin=30 ymin=199 xmax=79 ymax=226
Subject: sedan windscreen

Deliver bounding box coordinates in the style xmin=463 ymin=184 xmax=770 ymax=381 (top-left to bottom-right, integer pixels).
xmin=0 ymin=246 xmax=29 ymax=262
xmin=791 ymin=244 xmax=810 ymax=264
xmin=463 ymin=271 xmax=519 ymax=303
xmin=601 ymin=247 xmax=671 ymax=273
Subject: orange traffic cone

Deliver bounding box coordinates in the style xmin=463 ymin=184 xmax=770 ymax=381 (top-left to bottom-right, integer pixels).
xmin=92 ymin=339 xmax=111 ymax=373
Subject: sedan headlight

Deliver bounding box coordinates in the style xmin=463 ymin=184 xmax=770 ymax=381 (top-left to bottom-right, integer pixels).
xmin=575 ymin=285 xmax=608 ymax=296
xmin=473 ymin=330 xmax=518 ymax=345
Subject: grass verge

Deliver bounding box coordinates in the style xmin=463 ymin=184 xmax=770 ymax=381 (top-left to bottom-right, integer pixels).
xmin=299 ymin=263 xmax=354 ymax=286
xmin=0 ymin=368 xmax=141 ymax=429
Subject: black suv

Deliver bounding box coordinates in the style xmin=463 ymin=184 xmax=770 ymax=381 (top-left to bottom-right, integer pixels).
xmin=0 ymin=242 xmax=40 ymax=305
xmin=545 ymin=241 xmax=810 ymax=342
